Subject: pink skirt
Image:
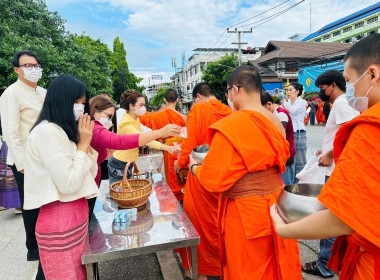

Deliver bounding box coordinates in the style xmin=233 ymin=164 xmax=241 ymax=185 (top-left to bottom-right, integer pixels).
xmin=36 ymin=198 xmax=89 ymax=280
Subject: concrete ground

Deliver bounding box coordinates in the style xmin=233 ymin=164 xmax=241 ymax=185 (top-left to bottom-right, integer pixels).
xmin=0 ymin=125 xmax=339 ymax=280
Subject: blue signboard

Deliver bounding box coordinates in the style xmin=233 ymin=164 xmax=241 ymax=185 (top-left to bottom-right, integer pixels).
xmin=298 ymin=60 xmax=344 ymax=92
xmin=262 ymin=82 xmax=283 ymax=91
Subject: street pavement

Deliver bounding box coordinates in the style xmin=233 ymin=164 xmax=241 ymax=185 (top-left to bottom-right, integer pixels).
xmin=0 ymin=125 xmax=339 ymax=280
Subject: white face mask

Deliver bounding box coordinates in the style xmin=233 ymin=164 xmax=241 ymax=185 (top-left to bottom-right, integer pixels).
xmin=134 ymin=106 xmax=146 ymax=116
xmin=227 ymin=91 xmax=237 ymax=112
xmin=346 ymin=69 xmax=373 ymax=113
xmin=98 ymin=117 xmax=113 ymax=130
xmin=73 ymin=103 xmax=85 ymax=121
xmin=23 ymin=67 xmax=43 ymax=83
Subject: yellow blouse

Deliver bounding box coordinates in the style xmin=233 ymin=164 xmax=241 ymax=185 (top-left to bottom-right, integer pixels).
xmin=113 ymin=113 xmax=162 ymax=162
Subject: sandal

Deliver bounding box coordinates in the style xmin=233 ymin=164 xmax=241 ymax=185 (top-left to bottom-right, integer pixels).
xmin=301 ymin=261 xmax=333 ymax=278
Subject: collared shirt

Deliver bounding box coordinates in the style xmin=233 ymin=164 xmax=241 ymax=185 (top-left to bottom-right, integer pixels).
xmin=0 ymin=79 xmax=46 ymax=171
xmin=113 ymin=113 xmax=162 ymax=163
xmin=283 ymin=97 xmax=307 ymax=132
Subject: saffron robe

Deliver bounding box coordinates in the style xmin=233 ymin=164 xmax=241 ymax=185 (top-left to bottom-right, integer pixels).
xmin=178 ymin=99 xmax=231 ymax=276
xmin=140 ymin=109 xmax=186 ymax=199
xmin=319 ymin=102 xmax=380 ymax=280
xmin=196 ymin=110 xmax=302 ymax=280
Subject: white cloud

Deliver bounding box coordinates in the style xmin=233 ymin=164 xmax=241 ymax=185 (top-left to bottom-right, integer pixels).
xmin=46 ymin=0 xmax=380 ymax=86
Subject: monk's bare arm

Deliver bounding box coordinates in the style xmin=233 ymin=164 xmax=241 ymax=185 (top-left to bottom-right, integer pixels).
xmin=271 ymin=207 xmax=354 ymax=239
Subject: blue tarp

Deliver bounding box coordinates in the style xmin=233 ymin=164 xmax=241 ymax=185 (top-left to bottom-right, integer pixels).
xmin=298 ymin=60 xmax=344 ymax=92
xmin=262 ymin=82 xmax=283 ymax=91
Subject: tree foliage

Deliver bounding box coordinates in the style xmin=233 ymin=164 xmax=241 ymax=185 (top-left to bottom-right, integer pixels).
xmin=201 ymin=53 xmax=238 ymax=103
xmin=0 ymin=0 xmax=144 ymax=99
xmin=150 ymin=87 xmax=167 ymax=107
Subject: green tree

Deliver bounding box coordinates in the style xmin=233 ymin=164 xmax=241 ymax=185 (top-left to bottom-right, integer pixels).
xmin=110 ymin=37 xmax=145 ymax=102
xmin=0 ymin=0 xmax=67 ymax=88
xmin=150 ymin=87 xmax=166 ymax=107
xmin=202 ymin=53 xmax=239 ymax=103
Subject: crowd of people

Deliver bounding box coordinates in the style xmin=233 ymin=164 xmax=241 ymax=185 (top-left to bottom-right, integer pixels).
xmin=0 ymin=33 xmax=379 ymax=280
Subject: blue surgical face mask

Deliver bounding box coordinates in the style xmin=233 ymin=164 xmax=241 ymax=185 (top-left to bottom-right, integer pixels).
xmin=346 ymin=69 xmax=373 ymax=113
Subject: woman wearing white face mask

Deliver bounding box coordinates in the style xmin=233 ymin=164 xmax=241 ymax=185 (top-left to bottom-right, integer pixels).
xmin=107 ymin=90 xmax=179 ymax=185
xmin=88 ymin=95 xmax=181 ymax=218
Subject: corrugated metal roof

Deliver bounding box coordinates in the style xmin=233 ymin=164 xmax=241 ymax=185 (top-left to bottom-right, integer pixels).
xmin=302 ymin=2 xmax=380 ymax=41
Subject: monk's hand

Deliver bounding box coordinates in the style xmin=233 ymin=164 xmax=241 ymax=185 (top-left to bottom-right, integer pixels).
xmin=270 ymin=204 xmax=287 ymax=236
xmin=318 ymin=153 xmax=333 ymax=167
xmin=159 ymin=124 xmax=182 ymax=138
xmin=174 ymin=160 xmax=180 ymax=173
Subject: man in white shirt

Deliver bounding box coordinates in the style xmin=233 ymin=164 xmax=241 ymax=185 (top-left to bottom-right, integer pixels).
xmin=0 ymin=51 xmax=46 ymax=263
xmin=301 ymin=70 xmax=359 ymax=278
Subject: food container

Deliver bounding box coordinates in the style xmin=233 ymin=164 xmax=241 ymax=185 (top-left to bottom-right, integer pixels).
xmin=277 ymin=184 xmax=327 ymax=223
xmin=191 ymin=144 xmax=209 ymax=164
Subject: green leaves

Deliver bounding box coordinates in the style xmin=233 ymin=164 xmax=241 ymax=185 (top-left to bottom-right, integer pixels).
xmin=201 ymin=53 xmax=239 ymax=103
xmin=0 ymin=0 xmax=144 ymax=101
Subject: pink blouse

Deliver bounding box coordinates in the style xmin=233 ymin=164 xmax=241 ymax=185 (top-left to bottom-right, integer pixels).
xmin=91 ymin=121 xmax=139 ymax=185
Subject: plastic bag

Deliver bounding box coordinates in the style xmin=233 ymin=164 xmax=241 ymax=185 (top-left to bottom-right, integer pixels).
xmin=296 ymin=155 xmax=326 ymax=184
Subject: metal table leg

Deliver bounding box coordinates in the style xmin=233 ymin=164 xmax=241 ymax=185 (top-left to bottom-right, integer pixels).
xmin=86 ymin=263 xmax=98 ymax=280
xmin=190 ymin=246 xmax=198 ymax=280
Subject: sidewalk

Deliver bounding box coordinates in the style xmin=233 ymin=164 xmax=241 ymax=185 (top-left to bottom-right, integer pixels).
xmin=0 ymin=209 xmax=38 ymax=280
xmin=0 ymin=204 xmax=338 ymax=280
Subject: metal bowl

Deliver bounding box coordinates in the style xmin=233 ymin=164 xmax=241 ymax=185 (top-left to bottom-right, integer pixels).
xmin=191 ymin=144 xmax=209 ymax=164
xmin=277 ymin=184 xmax=326 ymax=223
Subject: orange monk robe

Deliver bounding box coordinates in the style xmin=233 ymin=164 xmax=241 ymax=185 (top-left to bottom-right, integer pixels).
xmin=316 ymin=102 xmax=326 ymax=124
xmin=318 ymin=102 xmax=380 ymax=280
xmin=196 ymin=110 xmax=302 ymax=280
xmin=139 ymin=109 xmax=186 ymax=200
xmin=177 ymin=99 xmax=231 ymax=276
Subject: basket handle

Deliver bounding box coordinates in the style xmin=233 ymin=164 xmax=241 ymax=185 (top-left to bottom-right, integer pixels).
xmin=130 ymin=162 xmax=143 ymax=178
xmin=121 ymin=163 xmax=133 ymax=191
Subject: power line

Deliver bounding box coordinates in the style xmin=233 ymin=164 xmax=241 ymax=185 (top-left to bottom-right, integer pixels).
xmin=228 ymin=0 xmax=291 ymax=28
xmin=238 ymin=0 xmax=305 ymax=29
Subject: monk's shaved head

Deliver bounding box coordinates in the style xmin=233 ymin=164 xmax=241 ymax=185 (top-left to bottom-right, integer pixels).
xmin=192 ymin=82 xmax=215 ymax=99
xmin=165 ymin=89 xmax=178 ymax=103
xmin=227 ymin=65 xmax=262 ymax=94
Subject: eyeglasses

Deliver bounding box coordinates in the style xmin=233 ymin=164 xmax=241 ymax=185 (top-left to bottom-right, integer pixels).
xmin=224 ymin=85 xmax=241 ymax=95
xmin=19 ymin=63 xmax=41 ymax=70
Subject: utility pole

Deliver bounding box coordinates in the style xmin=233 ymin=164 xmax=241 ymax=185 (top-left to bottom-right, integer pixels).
xmin=227 ymin=28 xmax=252 ymax=67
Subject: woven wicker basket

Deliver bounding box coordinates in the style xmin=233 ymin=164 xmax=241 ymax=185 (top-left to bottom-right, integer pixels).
xmin=110 ymin=162 xmax=152 ymax=209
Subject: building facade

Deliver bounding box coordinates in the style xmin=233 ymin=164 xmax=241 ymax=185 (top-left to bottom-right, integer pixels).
xmin=171 ymin=47 xmax=263 ymax=104
xmin=250 ymin=41 xmax=351 ymax=92
xmin=302 ymin=3 xmax=380 ymax=43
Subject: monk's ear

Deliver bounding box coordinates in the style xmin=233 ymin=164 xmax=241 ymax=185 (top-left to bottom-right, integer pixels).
xmin=368 ymin=65 xmax=380 ymax=86
xmin=164 ymin=98 xmax=167 ymax=103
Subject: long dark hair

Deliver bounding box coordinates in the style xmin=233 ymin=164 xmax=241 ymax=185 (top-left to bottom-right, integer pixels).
xmin=32 ymin=74 xmax=90 ymax=143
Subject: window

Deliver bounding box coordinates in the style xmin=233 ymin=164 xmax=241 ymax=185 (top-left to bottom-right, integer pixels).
xmin=343 ymin=26 xmax=352 ymax=33
xmin=323 ymin=34 xmax=331 ymax=40
xmin=344 ymin=38 xmax=352 ymax=43
xmin=356 ymin=34 xmax=363 ymax=40
xmin=314 ymin=38 xmax=321 ymax=42
xmin=368 ymin=16 xmax=378 ymax=24
xmin=355 ymin=22 xmax=364 ymax=29
xmin=368 ymin=29 xmax=378 ymax=35
xmin=285 ymin=61 xmax=297 ymax=73
xmin=195 ymin=66 xmax=198 ymax=75
xmin=333 ymin=31 xmax=341 ymax=37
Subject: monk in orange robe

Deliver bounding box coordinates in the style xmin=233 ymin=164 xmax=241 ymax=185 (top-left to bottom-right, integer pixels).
xmin=189 ymin=66 xmax=302 ymax=280
xmin=270 ymin=34 xmax=380 ymax=280
xmin=174 ymin=83 xmax=231 ymax=279
xmin=316 ymin=100 xmax=326 ymax=124
xmin=140 ymin=89 xmax=187 ymax=200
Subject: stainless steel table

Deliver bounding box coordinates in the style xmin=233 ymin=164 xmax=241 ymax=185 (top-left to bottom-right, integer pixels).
xmin=82 ymin=175 xmax=200 ymax=279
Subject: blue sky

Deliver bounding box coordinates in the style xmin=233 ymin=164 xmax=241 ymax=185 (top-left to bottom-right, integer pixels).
xmin=45 ymin=0 xmax=379 ymax=86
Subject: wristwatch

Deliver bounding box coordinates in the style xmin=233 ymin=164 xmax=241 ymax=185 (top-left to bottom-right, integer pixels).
xmin=190 ymin=163 xmax=199 ymax=176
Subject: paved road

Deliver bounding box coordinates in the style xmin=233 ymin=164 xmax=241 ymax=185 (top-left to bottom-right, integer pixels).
xmin=0 ymin=125 xmax=338 ymax=280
